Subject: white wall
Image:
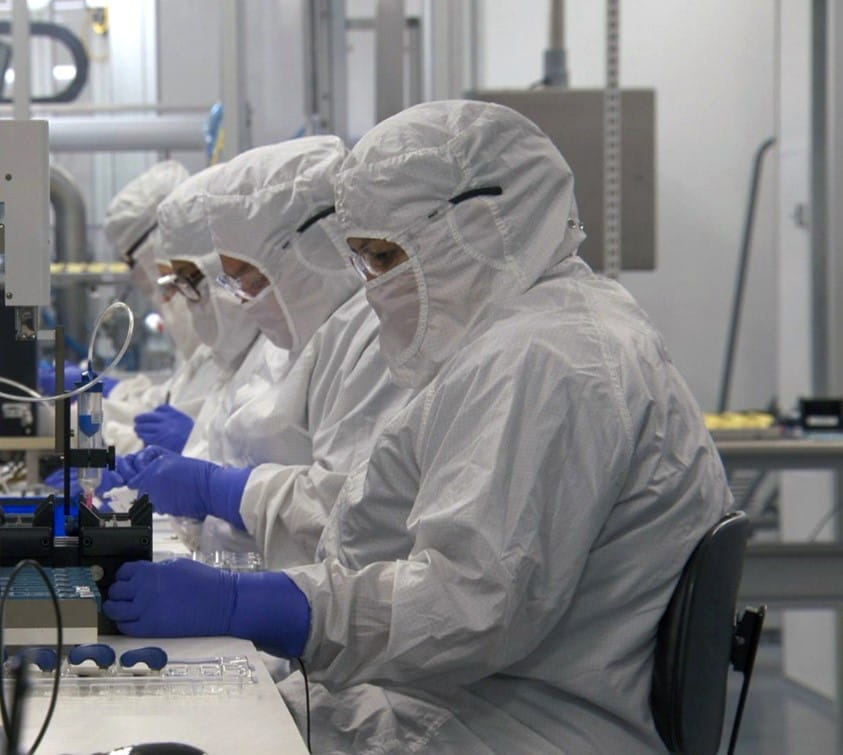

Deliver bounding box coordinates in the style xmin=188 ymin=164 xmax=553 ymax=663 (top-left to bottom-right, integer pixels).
xmin=777 ymin=0 xmax=838 ymax=702
xmin=480 ymin=0 xmax=839 ymax=705
xmin=478 ymin=0 xmax=778 ymax=413
xmin=245 ymin=0 xmax=309 ymax=145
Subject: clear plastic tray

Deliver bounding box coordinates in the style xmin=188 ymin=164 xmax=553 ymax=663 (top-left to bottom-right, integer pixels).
xmin=193 ymin=550 xmax=264 ymax=572
xmin=16 ymin=655 xmax=258 ymax=697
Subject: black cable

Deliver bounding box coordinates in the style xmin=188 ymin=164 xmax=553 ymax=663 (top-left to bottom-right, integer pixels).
xmin=0 ymin=22 xmax=89 ymax=103
xmin=296 ymin=657 xmax=311 ymax=753
xmin=8 ymin=653 xmax=30 ymax=754
xmin=0 ymin=560 xmax=63 ymax=755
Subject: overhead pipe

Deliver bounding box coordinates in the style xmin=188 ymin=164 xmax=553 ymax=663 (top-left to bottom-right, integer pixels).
xmin=543 ymin=0 xmax=568 ymax=87
xmin=47 ymin=115 xmax=206 ymax=152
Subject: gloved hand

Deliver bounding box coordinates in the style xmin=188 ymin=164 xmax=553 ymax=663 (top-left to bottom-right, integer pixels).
xmin=99 ymin=375 xmax=120 ymax=398
xmin=127 ymin=454 xmax=251 ymax=527
xmin=133 ymin=404 xmax=194 ymax=453
xmin=116 ymin=445 xmax=174 ymax=481
xmin=42 ymin=446 xmax=168 ymax=499
xmin=43 ymin=465 xmax=126 ymax=500
xmin=103 ymin=559 xmax=311 ymax=656
xmin=37 ymin=361 xmax=83 ymax=395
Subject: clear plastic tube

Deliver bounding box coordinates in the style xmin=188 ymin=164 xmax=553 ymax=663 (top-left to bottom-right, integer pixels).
xmin=0 ymin=301 xmax=135 ymax=404
xmin=76 ymin=369 xmax=104 ymax=504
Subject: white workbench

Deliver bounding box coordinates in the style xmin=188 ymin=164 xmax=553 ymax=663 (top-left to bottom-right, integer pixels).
xmin=16 ymin=635 xmax=309 ymax=754
xmin=12 ymin=515 xmax=309 ymax=754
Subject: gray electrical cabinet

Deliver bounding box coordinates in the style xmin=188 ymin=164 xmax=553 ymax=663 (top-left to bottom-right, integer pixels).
xmin=469 ymin=89 xmax=656 ymax=271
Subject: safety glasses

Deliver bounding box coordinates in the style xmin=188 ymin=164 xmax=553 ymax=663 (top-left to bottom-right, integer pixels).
xmin=156 ymin=268 xmax=205 ymax=302
xmin=347 ymin=186 xmax=503 ymax=281
xmin=348 ymin=242 xmax=409 ymax=281
xmin=213 ymin=206 xmax=338 ymax=300
xmin=215 ymin=268 xmax=271 ymax=302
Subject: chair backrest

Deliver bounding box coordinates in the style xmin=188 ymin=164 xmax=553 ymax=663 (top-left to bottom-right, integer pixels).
xmin=650 ymin=511 xmax=750 ymax=755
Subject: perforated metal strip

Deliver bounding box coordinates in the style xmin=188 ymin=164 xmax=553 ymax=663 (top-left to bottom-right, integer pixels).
xmin=603 ymin=0 xmax=622 ymax=278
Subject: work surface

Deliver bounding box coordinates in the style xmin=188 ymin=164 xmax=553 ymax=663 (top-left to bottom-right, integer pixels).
xmin=11 ymin=517 xmax=308 ymax=754
xmin=15 ymin=635 xmax=309 ymax=755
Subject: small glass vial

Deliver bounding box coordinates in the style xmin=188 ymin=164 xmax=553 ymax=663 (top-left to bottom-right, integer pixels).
xmin=76 ymin=365 xmax=103 ymax=504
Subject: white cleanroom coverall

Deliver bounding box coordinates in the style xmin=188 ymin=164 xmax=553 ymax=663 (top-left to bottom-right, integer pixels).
xmin=277 ymin=100 xmax=734 ymax=753
xmin=101 ymin=161 xmax=216 ymax=454
xmin=154 ymin=164 xmax=265 ymax=463
xmin=201 ymin=136 xmax=411 ymax=566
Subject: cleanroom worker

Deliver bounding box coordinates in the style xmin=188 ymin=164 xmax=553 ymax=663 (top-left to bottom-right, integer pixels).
xmin=138 ymin=162 xmax=265 ymax=460
xmin=100 ymin=160 xmax=214 ymax=453
xmin=44 ymin=161 xmax=219 ymax=495
xmin=121 ymin=136 xmax=410 ymax=566
xmin=104 ymin=101 xmax=733 ymax=753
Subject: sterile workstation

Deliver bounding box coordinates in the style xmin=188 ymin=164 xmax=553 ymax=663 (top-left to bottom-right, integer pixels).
xmin=0 ymin=1 xmax=841 ymax=753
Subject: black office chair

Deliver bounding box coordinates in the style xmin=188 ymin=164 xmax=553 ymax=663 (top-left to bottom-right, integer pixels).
xmin=650 ymin=511 xmax=766 ymax=755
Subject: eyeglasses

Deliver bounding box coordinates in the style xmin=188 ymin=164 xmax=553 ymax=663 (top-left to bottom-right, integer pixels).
xmin=348 ymin=242 xmax=409 ymax=281
xmin=213 ymin=207 xmax=337 ymax=301
xmin=156 ymin=268 xmax=205 ymax=302
xmin=346 ymin=186 xmax=503 ymax=281
xmin=215 ymin=268 xmax=271 ymax=301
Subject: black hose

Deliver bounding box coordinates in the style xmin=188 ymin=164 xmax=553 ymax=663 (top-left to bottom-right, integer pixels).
xmin=0 ymin=21 xmax=89 ymax=104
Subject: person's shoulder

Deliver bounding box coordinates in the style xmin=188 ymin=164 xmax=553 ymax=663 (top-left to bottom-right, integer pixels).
xmin=438 ymin=301 xmax=588 ymax=397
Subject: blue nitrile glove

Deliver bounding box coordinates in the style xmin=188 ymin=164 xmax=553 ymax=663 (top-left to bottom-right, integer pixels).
xmin=133 ymin=404 xmax=194 ymax=453
xmin=43 ymin=465 xmax=126 ymax=499
xmin=116 ymin=445 xmax=174 ymax=481
xmin=103 ymin=559 xmax=311 ymax=656
xmin=100 ymin=375 xmax=119 ymax=398
xmin=127 ymin=453 xmax=251 ymax=528
xmin=37 ymin=361 xmax=84 ymax=395
xmin=52 ymin=448 xmax=172 ymax=500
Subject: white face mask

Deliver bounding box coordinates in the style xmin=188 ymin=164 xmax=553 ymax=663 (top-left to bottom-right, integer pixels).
xmin=365 ymin=258 xmax=424 ymax=387
xmin=241 ymin=287 xmax=293 ymax=350
xmin=131 ymin=239 xmax=163 ymax=301
xmin=159 ymin=293 xmax=202 ymax=361
xmin=189 ymin=290 xmax=219 ymax=347
xmin=187 ymin=279 xmax=259 ymax=369
xmin=130 ymin=264 xmax=156 ymax=300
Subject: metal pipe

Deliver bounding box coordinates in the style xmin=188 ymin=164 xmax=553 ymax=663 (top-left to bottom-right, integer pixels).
xmin=50 ymin=163 xmax=87 ymax=264
xmin=11 ymin=0 xmax=30 ymax=120
xmin=50 ymin=163 xmax=88 ymax=349
xmin=0 ymin=103 xmax=211 ymax=115
xmin=376 ymin=0 xmax=406 ymax=123
xmin=717 ymin=138 xmax=776 ymax=412
xmin=220 ymin=0 xmax=250 ymax=160
xmin=549 ymin=0 xmax=564 ymax=49
xmin=543 ymin=0 xmax=568 ymax=87
xmin=47 ymin=115 xmax=206 ymax=152
xmin=811 ymin=0 xmax=829 ymax=395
